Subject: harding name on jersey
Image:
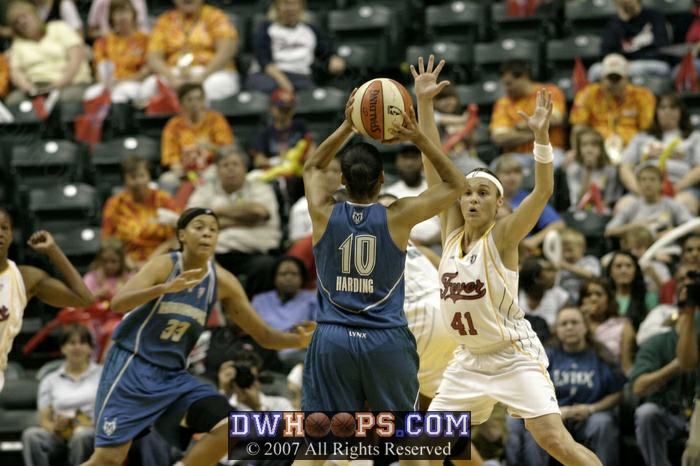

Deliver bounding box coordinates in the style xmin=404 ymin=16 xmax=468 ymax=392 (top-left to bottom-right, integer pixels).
xmin=336 ymin=276 xmax=374 ymax=293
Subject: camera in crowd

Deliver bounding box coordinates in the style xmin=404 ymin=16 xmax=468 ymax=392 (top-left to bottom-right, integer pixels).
xmin=232 ymin=361 xmax=273 ymax=389
xmin=684 ymin=270 xmax=700 ymax=307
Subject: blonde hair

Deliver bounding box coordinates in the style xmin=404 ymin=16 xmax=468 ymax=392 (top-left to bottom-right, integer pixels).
xmin=494 ymin=154 xmax=522 ymax=175
xmin=267 ymin=0 xmax=312 ymax=24
xmin=621 ymin=227 xmax=654 ymax=249
xmin=7 ymin=0 xmax=44 ymax=38
xmin=560 ymin=228 xmax=586 ymax=247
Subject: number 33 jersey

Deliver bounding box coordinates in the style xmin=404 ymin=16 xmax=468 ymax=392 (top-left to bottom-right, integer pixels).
xmin=439 ymin=226 xmax=538 ymax=350
xmin=313 ymin=202 xmax=407 ymax=328
xmin=111 ymin=252 xmax=217 ymax=370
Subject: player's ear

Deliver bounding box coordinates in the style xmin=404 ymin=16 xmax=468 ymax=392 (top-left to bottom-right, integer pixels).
xmin=340 ymin=173 xmax=348 ymax=187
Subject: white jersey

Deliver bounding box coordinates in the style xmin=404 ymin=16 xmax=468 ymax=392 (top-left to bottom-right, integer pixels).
xmin=404 ymin=242 xmax=459 ymax=395
xmin=0 ymin=260 xmax=27 ymax=371
xmin=438 ymin=226 xmax=538 ymax=352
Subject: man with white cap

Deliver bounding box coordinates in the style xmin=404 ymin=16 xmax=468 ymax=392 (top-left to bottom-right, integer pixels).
xmin=569 ymin=53 xmax=656 ymax=163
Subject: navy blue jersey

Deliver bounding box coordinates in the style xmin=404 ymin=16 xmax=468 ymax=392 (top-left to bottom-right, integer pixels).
xmin=313 ymin=202 xmax=407 ymax=328
xmin=111 ymin=252 xmax=217 ymax=370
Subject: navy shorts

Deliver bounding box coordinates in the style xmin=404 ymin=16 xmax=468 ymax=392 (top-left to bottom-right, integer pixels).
xmin=301 ymin=323 xmax=419 ymax=412
xmin=94 ymin=345 xmax=223 ymax=447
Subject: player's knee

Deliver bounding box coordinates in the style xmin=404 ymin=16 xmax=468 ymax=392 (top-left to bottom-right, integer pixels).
xmin=526 ymin=416 xmax=573 ymax=456
xmin=185 ymin=395 xmax=233 ymax=433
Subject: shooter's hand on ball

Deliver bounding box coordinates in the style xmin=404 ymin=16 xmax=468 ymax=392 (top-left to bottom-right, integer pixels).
xmin=342 ymin=88 xmax=359 ymax=134
xmin=388 ymin=107 xmax=422 ymax=144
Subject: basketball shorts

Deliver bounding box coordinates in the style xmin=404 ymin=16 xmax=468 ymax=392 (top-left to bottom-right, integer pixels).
xmin=301 ymin=323 xmax=419 ymax=412
xmin=94 ymin=345 xmax=223 ymax=447
xmin=429 ymin=339 xmax=560 ymax=424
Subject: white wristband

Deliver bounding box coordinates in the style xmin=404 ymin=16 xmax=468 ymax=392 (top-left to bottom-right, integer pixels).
xmin=533 ymin=143 xmax=554 ymax=164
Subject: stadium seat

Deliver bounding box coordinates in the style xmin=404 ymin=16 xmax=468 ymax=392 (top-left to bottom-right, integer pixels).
xmin=294 ymin=87 xmax=349 ymax=143
xmin=405 ymin=42 xmax=473 ymax=84
xmin=564 ymin=0 xmax=617 ymax=36
xmin=327 ymin=4 xmax=404 ymax=69
xmin=209 ymin=91 xmax=270 ymax=151
xmin=642 ymin=0 xmax=693 ymax=25
xmin=3 ymin=362 xmax=25 ymax=381
xmin=562 ymin=210 xmax=613 ymax=257
xmin=454 ymin=81 xmax=505 ymax=115
xmin=35 ymin=359 xmax=65 ymax=382
xmin=90 ymin=136 xmax=161 ymax=201
xmin=26 ymin=183 xmax=101 ymax=233
xmin=546 ymin=34 xmax=603 ymax=76
xmin=328 ymin=43 xmax=375 ymax=89
xmin=630 ymin=75 xmax=675 ymax=96
xmin=50 ymin=225 xmax=102 ymax=274
xmin=425 ymin=1 xmax=485 ymax=44
xmin=10 ymin=140 xmax=85 ymax=208
xmin=0 ymin=378 xmax=40 ymax=440
xmin=473 ymin=38 xmax=543 ymax=81
xmin=490 ymin=1 xmax=556 ymax=42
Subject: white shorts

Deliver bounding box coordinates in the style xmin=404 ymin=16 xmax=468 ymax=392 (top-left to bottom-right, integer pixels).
xmin=428 ymin=340 xmax=560 ymax=424
xmin=407 ymin=300 xmax=460 ymax=397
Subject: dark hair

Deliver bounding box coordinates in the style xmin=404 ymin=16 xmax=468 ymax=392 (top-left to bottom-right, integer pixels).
xmin=647 ymin=92 xmax=693 ymax=140
xmin=120 ymin=154 xmax=151 ymax=181
xmin=273 ymin=255 xmax=308 ymax=287
xmin=60 ymin=323 xmax=93 ymax=348
xmin=499 ymin=59 xmax=532 ymax=79
xmin=177 ymin=83 xmax=205 ymax=102
xmin=636 ymin=164 xmax=663 ymax=181
xmin=231 ymin=349 xmax=264 ymax=372
xmin=519 ymin=256 xmax=554 ymax=301
xmin=396 ymin=144 xmax=421 ymax=158
xmin=604 ymin=251 xmax=648 ymax=329
xmin=578 ymin=276 xmax=620 ymax=321
xmin=0 ymin=207 xmax=12 ymax=228
xmin=176 ymin=208 xmax=220 ymax=251
xmin=339 ymin=143 xmax=383 ymax=200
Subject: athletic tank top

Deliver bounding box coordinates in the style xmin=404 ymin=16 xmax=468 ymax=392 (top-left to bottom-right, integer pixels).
xmin=313 ymin=202 xmax=407 ymax=328
xmin=0 ymin=261 xmax=27 ymax=371
xmin=438 ymin=226 xmax=538 ymax=351
xmin=111 ymin=252 xmax=217 ymax=370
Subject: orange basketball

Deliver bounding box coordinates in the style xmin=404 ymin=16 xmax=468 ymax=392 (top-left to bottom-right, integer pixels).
xmin=305 ymin=412 xmax=331 ymax=438
xmin=351 ymin=78 xmax=414 ymax=143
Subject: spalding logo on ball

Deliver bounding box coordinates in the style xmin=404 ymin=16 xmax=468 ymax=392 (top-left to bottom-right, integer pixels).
xmin=351 ymin=78 xmax=413 ymax=143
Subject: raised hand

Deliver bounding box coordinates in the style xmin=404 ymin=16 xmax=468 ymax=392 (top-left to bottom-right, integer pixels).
xmin=388 ymin=107 xmax=422 ymax=143
xmin=411 ymin=55 xmax=450 ymax=101
xmin=165 ymin=269 xmax=204 ymax=293
xmin=26 ymin=230 xmax=57 ymax=254
xmin=517 ymin=88 xmax=553 ymax=139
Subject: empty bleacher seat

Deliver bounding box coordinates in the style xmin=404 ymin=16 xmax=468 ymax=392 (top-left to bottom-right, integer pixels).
xmin=562 ymin=210 xmax=613 ymax=257
xmin=564 ymin=0 xmax=617 ymax=36
xmin=50 ymin=225 xmax=102 ymax=274
xmin=209 ymin=91 xmax=270 ymax=151
xmin=474 ymin=38 xmax=543 ymax=81
xmin=294 ymin=87 xmax=349 ymax=143
xmin=425 ymin=1 xmax=485 ymax=44
xmin=405 ymin=42 xmax=473 ymax=84
xmin=490 ymin=1 xmax=556 ymax=42
xmin=454 ymin=81 xmax=505 ymax=115
xmin=26 ymin=183 xmax=101 ymax=233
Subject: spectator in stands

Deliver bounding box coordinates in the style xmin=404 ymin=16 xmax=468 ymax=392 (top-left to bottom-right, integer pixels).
xmin=674 ymin=260 xmax=700 ymax=466
xmin=145 ymin=0 xmax=239 ymax=101
xmin=619 ymin=227 xmax=671 ymax=296
xmin=251 ymin=256 xmax=316 ymax=370
xmin=0 ymin=50 xmax=9 ymax=101
xmin=489 ymin=59 xmax=568 ymax=169
xmin=21 ymin=324 xmax=101 ymax=466
xmin=217 ymin=349 xmax=294 ymax=412
xmin=588 ymin=0 xmax=670 ymax=82
xmin=681 ymin=232 xmax=700 ymax=268
xmin=0 ymin=212 xmax=95 ymax=394
xmin=87 ymin=0 xmax=148 ymax=39
xmin=495 ymin=155 xmax=565 ymax=254
xmin=101 ymin=155 xmax=179 ymax=267
xmin=557 ymin=228 xmax=602 ymax=304
xmin=288 ymin=154 xmax=341 ymax=245
xmin=186 ymin=146 xmax=281 ymax=297
xmin=384 ymin=144 xmax=442 ymax=250
xmin=605 ymin=165 xmax=693 ymax=240
xmin=30 ymin=0 xmax=83 ymax=36
xmin=566 ymin=128 xmax=622 ymax=212
xmin=249 ymin=87 xmax=315 ymax=204
xmin=579 ymin=277 xmax=637 ymax=374
xmin=5 ymin=0 xmax=92 ymax=105
xmin=570 ymin=54 xmax=656 ymax=164
xmin=245 ymin=0 xmax=346 ymax=94
xmin=605 ymin=251 xmax=656 ymax=331
xmin=619 ymin=92 xmax=700 ymax=216
xmin=432 ymin=84 xmax=483 ymax=173
xmin=159 ymin=83 xmax=234 ymax=195
xmin=506 ymin=307 xmax=626 ymax=466
xmin=630 ymin=278 xmax=699 ymax=466
xmin=83 ymin=0 xmax=151 ymax=106
xmin=519 ymin=255 xmax=571 ymax=331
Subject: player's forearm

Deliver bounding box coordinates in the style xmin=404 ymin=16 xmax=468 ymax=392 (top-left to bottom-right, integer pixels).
xmin=676 ymin=308 xmax=699 ymax=371
xmin=619 ymin=163 xmax=640 ymax=194
xmin=675 ymin=165 xmax=700 ymax=192
xmin=304 ymin=121 xmax=352 ymax=173
xmin=46 ymin=246 xmax=95 ymax=306
xmin=111 ymin=284 xmax=170 ymax=314
xmin=589 ymin=392 xmax=622 ymax=413
xmin=416 ymin=95 xmax=443 ymax=189
xmin=491 ymin=129 xmax=535 ymax=147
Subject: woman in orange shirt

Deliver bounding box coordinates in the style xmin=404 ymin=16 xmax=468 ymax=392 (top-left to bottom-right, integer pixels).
xmin=83 ymin=0 xmax=150 ymax=105
xmin=158 ymin=83 xmax=234 ymax=194
xmin=143 ymin=0 xmax=239 ymax=102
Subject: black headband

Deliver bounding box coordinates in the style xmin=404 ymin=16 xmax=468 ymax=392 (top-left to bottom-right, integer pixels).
xmin=176 ymin=208 xmax=218 ymax=232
